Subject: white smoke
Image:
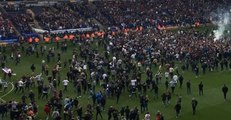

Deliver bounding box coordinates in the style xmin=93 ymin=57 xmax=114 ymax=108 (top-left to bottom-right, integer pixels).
xmin=212 ymin=11 xmax=231 ymax=41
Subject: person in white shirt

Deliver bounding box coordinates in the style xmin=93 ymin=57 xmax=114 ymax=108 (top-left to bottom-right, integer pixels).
xmin=131 ymin=79 xmax=137 ymax=87
xmin=90 ymin=72 xmax=95 ymax=80
xmin=112 ymin=56 xmax=116 ymax=62
xmin=144 ymin=112 xmax=151 ymax=120
xmin=18 ymin=80 xmax=24 ymax=93
xmin=130 ymin=79 xmax=137 ymax=97
xmin=83 ymin=64 xmax=87 ymax=70
xmin=169 ymin=67 xmax=174 ymax=78
xmin=169 ymin=67 xmax=174 ymax=73
xmin=165 ymin=71 xmax=169 ymax=80
xmin=159 ymin=65 xmax=162 ymax=71
xmin=102 ymin=73 xmax=107 ymax=80
xmin=169 ymin=80 xmax=177 ymax=93
xmin=131 ymin=53 xmax=136 ymax=59
xmin=137 ymin=62 xmax=142 ymax=68
xmin=173 ymin=74 xmax=178 ymax=83
xmin=64 ymin=97 xmax=70 ymax=105
xmin=175 ymin=53 xmax=180 ymax=61
xmin=63 ymin=79 xmax=69 ymax=91
xmin=52 ymin=109 xmax=60 ymax=119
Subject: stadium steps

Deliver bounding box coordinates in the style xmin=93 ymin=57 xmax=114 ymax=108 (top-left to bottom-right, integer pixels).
xmin=0 ymin=6 xmax=21 ymax=36
xmin=27 ymin=9 xmax=43 ymax=30
xmin=25 ymin=9 xmax=43 ymax=40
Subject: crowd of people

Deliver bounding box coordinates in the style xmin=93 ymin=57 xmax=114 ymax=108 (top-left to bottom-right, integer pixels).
xmin=10 ymin=13 xmax=34 ymax=35
xmin=0 ymin=11 xmax=16 ymax=39
xmin=93 ymin=0 xmax=231 ymax=28
xmin=1 ymin=0 xmax=231 ymax=39
xmin=69 ymin=2 xmax=111 ymax=26
xmin=0 ymin=25 xmax=230 ymax=120
xmin=2 ymin=4 xmax=36 ymax=40
xmin=35 ymin=3 xmax=98 ymax=31
xmin=0 ymin=0 xmax=231 ymax=120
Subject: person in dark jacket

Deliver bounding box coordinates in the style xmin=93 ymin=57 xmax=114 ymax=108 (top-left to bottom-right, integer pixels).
xmin=186 ymin=80 xmax=191 ymax=95
xmin=30 ymin=64 xmax=36 ymax=72
xmin=178 ymin=74 xmax=184 ymax=89
xmin=192 ymin=98 xmax=198 ymax=115
xmin=77 ymin=105 xmax=82 ymax=120
xmin=222 ymin=84 xmax=228 ymax=101
xmin=175 ymin=102 xmax=181 ymax=118
xmin=0 ymin=102 xmax=4 ymax=119
xmin=108 ymin=106 xmax=114 ymax=120
xmin=198 ymin=81 xmax=203 ymax=96
xmin=125 ymin=106 xmax=130 ymax=120
xmin=95 ymin=104 xmax=103 ymax=120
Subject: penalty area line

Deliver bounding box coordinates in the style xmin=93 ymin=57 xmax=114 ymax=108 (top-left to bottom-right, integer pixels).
xmin=0 ymin=82 xmax=14 ymax=103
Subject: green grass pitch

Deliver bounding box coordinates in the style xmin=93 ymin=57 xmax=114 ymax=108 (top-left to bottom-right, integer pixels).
xmin=0 ymin=40 xmax=230 ymax=120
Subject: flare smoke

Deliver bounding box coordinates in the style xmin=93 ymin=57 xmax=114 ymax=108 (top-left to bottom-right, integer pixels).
xmin=212 ymin=11 xmax=231 ymax=41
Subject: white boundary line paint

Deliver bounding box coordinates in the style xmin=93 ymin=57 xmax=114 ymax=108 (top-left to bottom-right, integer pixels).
xmin=0 ymin=98 xmax=5 ymax=102
xmin=0 ymin=82 xmax=14 ymax=103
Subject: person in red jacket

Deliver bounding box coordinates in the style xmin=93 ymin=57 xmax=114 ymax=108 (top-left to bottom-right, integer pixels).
xmin=156 ymin=111 xmax=164 ymax=120
xmin=44 ymin=104 xmax=51 ymax=119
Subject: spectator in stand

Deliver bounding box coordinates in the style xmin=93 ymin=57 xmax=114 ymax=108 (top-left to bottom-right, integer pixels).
xmin=11 ymin=13 xmax=34 ymax=34
xmin=0 ymin=12 xmax=16 ymax=38
xmin=35 ymin=4 xmax=98 ymax=31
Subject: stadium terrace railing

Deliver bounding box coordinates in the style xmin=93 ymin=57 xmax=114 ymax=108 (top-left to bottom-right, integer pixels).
xmin=32 ymin=27 xmax=93 ymax=34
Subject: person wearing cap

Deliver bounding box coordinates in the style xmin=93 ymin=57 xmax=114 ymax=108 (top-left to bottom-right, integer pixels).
xmin=191 ymin=98 xmax=198 ymax=115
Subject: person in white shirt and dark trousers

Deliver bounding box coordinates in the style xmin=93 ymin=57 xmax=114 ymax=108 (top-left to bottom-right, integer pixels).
xmin=63 ymin=78 xmax=69 ymax=92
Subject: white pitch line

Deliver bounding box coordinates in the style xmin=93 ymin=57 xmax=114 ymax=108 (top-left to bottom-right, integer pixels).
xmin=0 ymin=82 xmax=14 ymax=102
xmin=0 ymin=98 xmax=5 ymax=102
